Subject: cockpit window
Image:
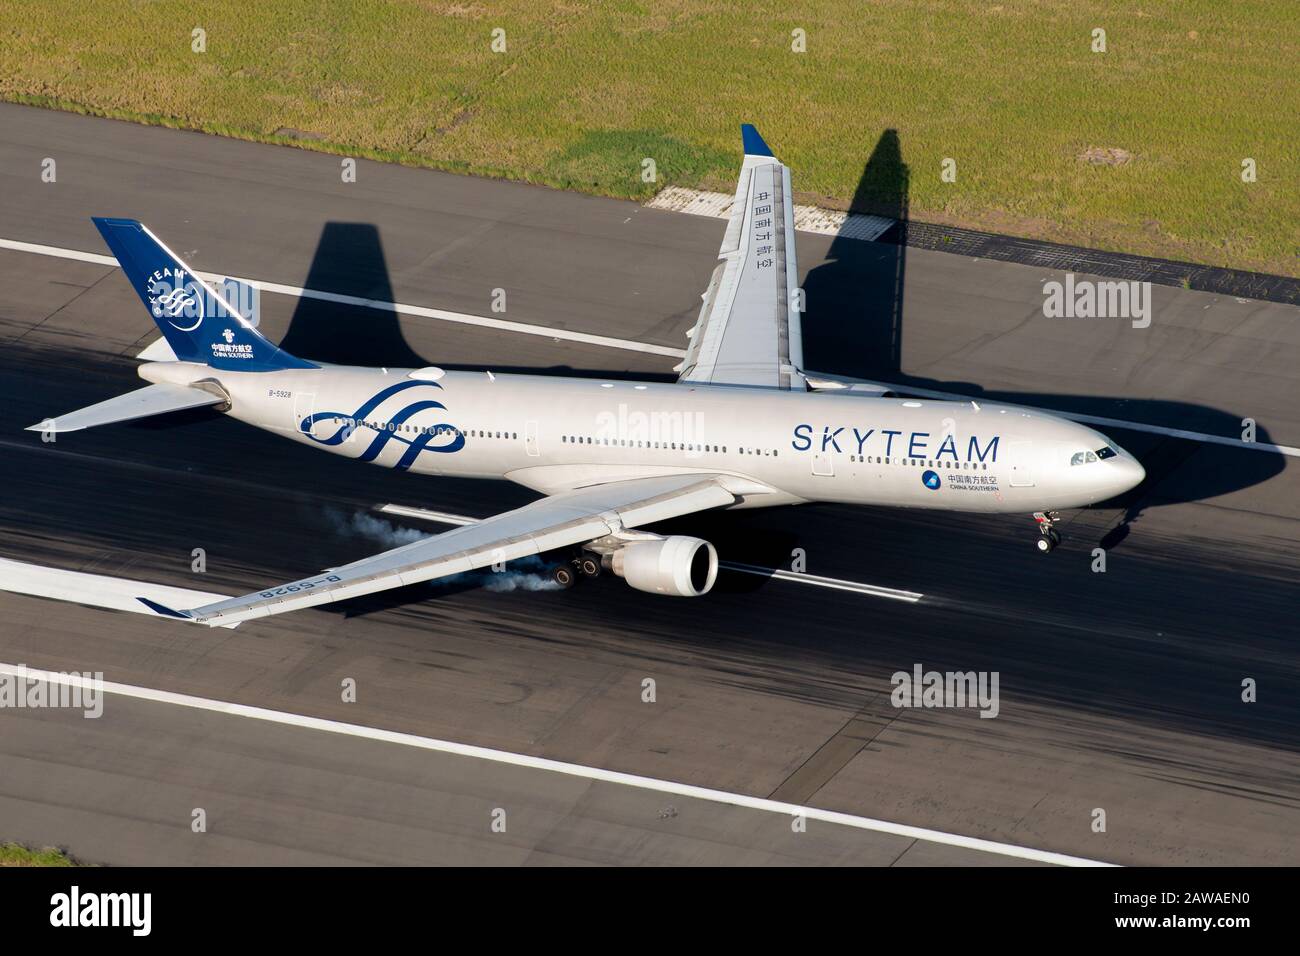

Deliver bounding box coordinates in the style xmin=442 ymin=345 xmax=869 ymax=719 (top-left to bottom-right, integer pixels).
xmin=1072 ymin=446 xmax=1119 ymax=465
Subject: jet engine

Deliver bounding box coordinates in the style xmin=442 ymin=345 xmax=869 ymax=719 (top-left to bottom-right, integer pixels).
xmin=607 ymin=535 xmax=718 ymax=597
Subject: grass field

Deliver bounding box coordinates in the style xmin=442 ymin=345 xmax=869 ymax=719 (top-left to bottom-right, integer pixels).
xmin=0 ymin=841 xmax=77 ymax=866
xmin=1 ymin=1 xmax=1295 ymax=275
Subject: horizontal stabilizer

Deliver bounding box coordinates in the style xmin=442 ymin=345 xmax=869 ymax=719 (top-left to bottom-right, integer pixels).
xmin=26 ymin=382 xmax=225 ymax=434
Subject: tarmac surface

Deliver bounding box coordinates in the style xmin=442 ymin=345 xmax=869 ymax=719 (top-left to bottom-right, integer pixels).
xmin=0 ymin=103 xmax=1297 ymax=865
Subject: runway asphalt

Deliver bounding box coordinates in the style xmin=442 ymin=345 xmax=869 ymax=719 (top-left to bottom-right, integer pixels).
xmin=0 ymin=103 xmax=1297 ymax=865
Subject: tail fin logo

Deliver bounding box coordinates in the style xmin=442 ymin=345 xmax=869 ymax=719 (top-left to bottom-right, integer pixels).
xmin=147 ymin=272 xmax=205 ymax=331
xmin=92 ymin=217 xmax=318 ymax=371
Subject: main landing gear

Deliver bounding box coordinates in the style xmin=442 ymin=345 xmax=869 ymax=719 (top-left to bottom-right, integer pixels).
xmin=1033 ymin=512 xmax=1062 ymax=554
xmin=548 ymin=552 xmax=603 ymax=589
xmin=549 ymin=563 xmax=577 ymax=588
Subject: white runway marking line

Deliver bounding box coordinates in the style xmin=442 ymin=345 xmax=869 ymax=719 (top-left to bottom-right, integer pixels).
xmin=0 ymin=662 xmax=1112 ymax=867
xmin=720 ymin=561 xmax=922 ymax=603
xmin=4 ymin=235 xmax=1295 ymax=457
xmin=377 ymin=504 xmax=923 ymax=603
xmin=0 ymin=236 xmax=681 ymax=359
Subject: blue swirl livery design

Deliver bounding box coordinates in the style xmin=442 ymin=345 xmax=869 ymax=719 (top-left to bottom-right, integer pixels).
xmin=300 ymin=381 xmax=464 ymax=470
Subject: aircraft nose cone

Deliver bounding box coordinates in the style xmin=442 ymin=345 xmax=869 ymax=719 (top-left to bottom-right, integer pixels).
xmin=1114 ymin=456 xmax=1146 ymax=493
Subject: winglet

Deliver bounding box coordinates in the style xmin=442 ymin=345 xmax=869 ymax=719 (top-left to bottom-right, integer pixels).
xmin=136 ymin=597 xmax=193 ymax=620
xmin=741 ymin=123 xmax=773 ymax=157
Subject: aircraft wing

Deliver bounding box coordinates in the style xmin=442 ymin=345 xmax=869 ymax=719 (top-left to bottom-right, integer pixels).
xmin=140 ymin=474 xmax=738 ymax=627
xmin=676 ymin=124 xmax=804 ymax=390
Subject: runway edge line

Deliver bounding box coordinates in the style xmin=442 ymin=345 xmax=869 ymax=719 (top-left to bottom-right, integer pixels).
xmin=0 ymin=663 xmax=1115 ymax=867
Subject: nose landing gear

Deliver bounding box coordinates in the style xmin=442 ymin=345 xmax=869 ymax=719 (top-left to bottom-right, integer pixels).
xmin=1034 ymin=512 xmax=1062 ymax=553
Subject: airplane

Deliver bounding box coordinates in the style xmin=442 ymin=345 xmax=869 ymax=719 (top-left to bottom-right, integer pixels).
xmin=29 ymin=124 xmax=1145 ymax=628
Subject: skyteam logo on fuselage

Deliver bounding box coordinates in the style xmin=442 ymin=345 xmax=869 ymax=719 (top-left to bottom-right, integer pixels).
xmin=922 ymin=469 xmax=941 ymax=489
xmin=791 ymin=424 xmax=1000 ymax=463
xmin=300 ymin=380 xmax=464 ymax=471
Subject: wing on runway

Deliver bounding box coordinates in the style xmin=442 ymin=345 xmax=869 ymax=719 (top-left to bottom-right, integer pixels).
xmin=143 ymin=474 xmax=738 ymax=627
xmin=676 ymin=124 xmax=804 ymax=390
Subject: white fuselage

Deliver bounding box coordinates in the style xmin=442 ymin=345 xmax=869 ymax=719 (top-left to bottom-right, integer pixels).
xmin=140 ymin=362 xmax=1145 ymax=514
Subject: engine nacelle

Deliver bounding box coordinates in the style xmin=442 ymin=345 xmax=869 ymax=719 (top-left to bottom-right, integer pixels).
xmin=610 ymin=536 xmax=718 ymax=597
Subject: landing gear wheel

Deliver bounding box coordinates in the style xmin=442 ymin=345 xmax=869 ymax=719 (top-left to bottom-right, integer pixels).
xmin=550 ymin=563 xmax=577 ymax=589
xmin=576 ymin=555 xmax=601 ymax=578
xmin=1033 ymin=513 xmax=1062 ymax=554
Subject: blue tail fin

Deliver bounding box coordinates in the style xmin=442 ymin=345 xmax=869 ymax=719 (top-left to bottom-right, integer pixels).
xmin=92 ymin=218 xmax=317 ymax=372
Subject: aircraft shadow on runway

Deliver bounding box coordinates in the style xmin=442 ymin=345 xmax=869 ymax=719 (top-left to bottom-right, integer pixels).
xmin=277 ymin=221 xmax=675 ymax=381
xmin=798 ymin=129 xmax=1285 ymax=545
xmin=277 ymin=222 xmax=426 ymax=368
